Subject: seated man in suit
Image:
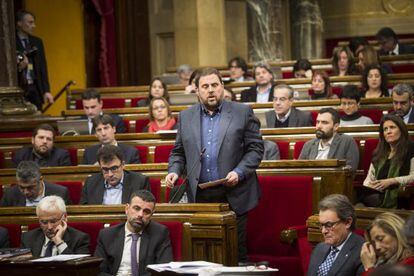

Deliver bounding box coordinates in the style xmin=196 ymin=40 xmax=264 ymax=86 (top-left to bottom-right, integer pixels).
xmin=0 ymin=161 xmax=70 ymax=206
xmin=299 ymin=108 xmax=359 ymax=171
xmin=0 ymin=227 xmax=10 ymax=248
xmin=376 ymin=27 xmax=414 ymax=56
xmin=21 ymin=195 xmax=89 ymax=257
xmin=95 ymin=190 xmax=173 ymax=276
xmin=307 ymin=194 xmax=364 ymax=276
xmin=82 ymin=89 xmax=126 ymax=134
xmin=265 ymin=84 xmax=313 ymax=128
xmin=263 ymin=140 xmax=280 ymax=160
xmin=240 ymin=62 xmax=274 ymax=103
xmin=83 ymin=114 xmax=140 ymax=165
xmin=392 ymin=83 xmax=414 ymax=124
xmin=12 ymin=123 xmax=71 ymax=167
xmin=80 ymin=145 xmax=149 ymax=205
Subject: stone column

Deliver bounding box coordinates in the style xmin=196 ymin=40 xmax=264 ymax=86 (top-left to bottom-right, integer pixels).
xmin=290 ymin=0 xmax=323 ymax=59
xmin=246 ymin=0 xmax=284 ymax=62
xmin=0 ymin=0 xmax=36 ymax=115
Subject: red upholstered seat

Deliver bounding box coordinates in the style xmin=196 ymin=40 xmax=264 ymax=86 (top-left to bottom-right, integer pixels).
xmin=135 ymin=145 xmax=149 ymax=163
xmin=362 ymin=139 xmax=379 ymax=174
xmin=247 ymin=175 xmax=313 ymax=275
xmin=75 ymin=98 xmax=126 ymax=109
xmin=390 ymin=64 xmax=414 ymax=74
xmin=0 ymin=224 xmax=22 ymax=247
xmin=0 ymin=151 xmax=4 ymax=169
xmin=135 ymin=119 xmax=150 ymax=133
xmin=154 ymin=145 xmax=174 ymax=163
xmin=310 ymin=111 xmax=318 ymax=125
xmin=149 ymin=178 xmax=162 ymax=203
xmin=0 ymin=185 xmax=2 ymax=201
xmin=282 ymin=71 xmax=294 ymax=79
xmin=55 ymin=181 xmax=83 ymax=205
xmin=123 ymin=120 xmax=130 ymax=133
xmin=0 ymin=131 xmax=32 ymax=138
xmin=131 ymin=97 xmax=146 ymax=107
xmin=293 ymin=141 xmax=307 ymax=159
xmin=360 ymin=110 xmax=383 ymax=124
xmin=275 ymin=141 xmax=290 ymax=159
xmin=67 ymin=148 xmax=78 ymax=166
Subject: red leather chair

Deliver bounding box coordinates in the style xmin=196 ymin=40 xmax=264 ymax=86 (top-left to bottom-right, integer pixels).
xmin=361 ymin=139 xmax=379 ymax=175
xmin=154 ymin=145 xmax=174 ymax=163
xmin=149 ymin=178 xmax=162 ymax=203
xmin=131 ymin=97 xmax=146 ymax=107
xmin=135 ymin=119 xmax=150 ymax=133
xmin=135 ymin=145 xmax=149 ymax=164
xmin=0 ymin=224 xmax=22 ymax=247
xmin=67 ymin=148 xmax=78 ymax=166
xmin=282 ymin=71 xmax=294 ymax=79
xmin=293 ymin=141 xmax=307 ymax=159
xmin=247 ymin=175 xmax=313 ymax=276
xmin=75 ymin=98 xmax=126 ymax=109
xmin=55 ymin=181 xmax=83 ymax=205
xmin=0 ymin=131 xmax=32 ymax=138
xmin=275 ymin=141 xmax=290 ymax=160
xmin=123 ymin=120 xmax=130 ymax=133
xmin=360 ymin=109 xmax=383 ymax=124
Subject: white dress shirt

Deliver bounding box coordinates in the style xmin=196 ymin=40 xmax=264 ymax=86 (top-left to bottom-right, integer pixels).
xmin=117 ymin=224 xmax=142 ymax=276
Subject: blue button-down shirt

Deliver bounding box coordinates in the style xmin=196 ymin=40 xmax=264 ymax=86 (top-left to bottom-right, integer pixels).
xmin=102 ymin=173 xmax=124 ymax=205
xmin=199 ymin=105 xmax=222 ymax=183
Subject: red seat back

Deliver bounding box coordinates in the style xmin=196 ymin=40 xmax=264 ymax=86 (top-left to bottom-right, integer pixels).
xmin=67 ymin=148 xmax=78 ymax=166
xmin=0 ymin=224 xmax=22 ymax=247
xmin=149 ymin=178 xmax=162 ymax=203
xmin=293 ymin=141 xmax=307 ymax=159
xmin=135 ymin=145 xmax=149 ymax=163
xmin=282 ymin=71 xmax=294 ymax=79
xmin=55 ymin=181 xmax=83 ymax=204
xmin=135 ymin=119 xmax=150 ymax=133
xmin=0 ymin=151 xmax=4 ymax=169
xmin=390 ymin=64 xmax=414 ymax=74
xmin=360 ymin=109 xmax=383 ymax=124
xmin=68 ymin=222 xmax=104 ymax=254
xmin=76 ymin=98 xmax=126 ymax=109
xmin=123 ymin=120 xmax=130 ymax=133
xmin=154 ymin=145 xmax=174 ymax=163
xmin=275 ymin=141 xmax=290 ymax=159
xmin=0 ymin=131 xmax=32 ymax=138
xmin=131 ymin=97 xmax=146 ymax=107
xmin=362 ymin=139 xmax=379 ymax=173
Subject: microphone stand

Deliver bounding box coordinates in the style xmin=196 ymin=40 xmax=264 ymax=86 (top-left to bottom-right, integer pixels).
xmin=169 ymin=148 xmax=206 ymax=203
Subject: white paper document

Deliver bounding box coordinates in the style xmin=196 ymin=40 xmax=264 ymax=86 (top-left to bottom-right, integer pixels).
xmin=31 ymin=254 xmax=90 ymax=262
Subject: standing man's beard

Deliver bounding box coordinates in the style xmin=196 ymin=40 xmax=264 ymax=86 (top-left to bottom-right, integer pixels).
xmin=315 ymin=130 xmax=333 ymax=140
xmin=394 ymin=109 xmax=406 ymax=118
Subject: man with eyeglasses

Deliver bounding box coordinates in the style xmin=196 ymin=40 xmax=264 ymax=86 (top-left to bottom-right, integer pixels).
xmin=307 ymin=194 xmax=364 ymax=276
xmin=265 ymin=84 xmax=313 ymax=128
xmin=95 ymin=190 xmax=172 ymax=275
xmin=339 ymin=85 xmax=373 ymax=126
xmin=21 ymin=195 xmax=89 ymax=257
xmin=80 ymin=145 xmax=149 ymax=205
xmin=82 ymin=114 xmax=140 ymax=165
xmin=0 ymin=161 xmax=70 ymax=207
xmin=392 ymin=84 xmax=414 ymax=124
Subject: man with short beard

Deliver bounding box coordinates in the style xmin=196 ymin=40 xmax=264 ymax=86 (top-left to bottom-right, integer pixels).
xmin=12 ymin=124 xmax=71 ymax=167
xmin=392 ymin=83 xmax=414 ymax=124
xmin=299 ymin=108 xmax=359 ymax=171
xmin=95 ymin=190 xmax=172 ymax=276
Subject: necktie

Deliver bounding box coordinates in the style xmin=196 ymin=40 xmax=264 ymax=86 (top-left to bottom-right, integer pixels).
xmin=317 ymin=247 xmax=339 ymax=276
xmin=44 ymin=240 xmax=54 ymax=257
xmin=131 ymin=233 xmax=140 ymax=276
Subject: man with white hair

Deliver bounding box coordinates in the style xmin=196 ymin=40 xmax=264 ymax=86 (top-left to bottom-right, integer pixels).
xmin=21 ymin=195 xmax=90 ymax=257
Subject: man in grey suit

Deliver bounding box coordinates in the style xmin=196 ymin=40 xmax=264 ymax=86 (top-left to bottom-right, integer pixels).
xmin=165 ymin=67 xmax=264 ymax=262
xmin=21 ymin=195 xmax=90 ymax=257
xmin=83 ymin=114 xmax=140 ymax=165
xmin=0 ymin=161 xmax=71 ymax=206
xmin=392 ymin=84 xmax=414 ymax=124
xmin=80 ymin=145 xmax=149 ymax=205
xmin=307 ymin=194 xmax=364 ymax=276
xmin=95 ymin=190 xmax=173 ymax=276
xmin=299 ymin=108 xmax=359 ymax=171
xmin=265 ymin=84 xmax=313 ymax=128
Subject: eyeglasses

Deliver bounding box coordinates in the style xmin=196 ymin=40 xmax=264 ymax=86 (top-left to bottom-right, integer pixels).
xmin=39 ymin=215 xmax=64 ymax=226
xmin=101 ymin=164 xmax=122 ymax=174
xmin=318 ymin=220 xmax=342 ymax=230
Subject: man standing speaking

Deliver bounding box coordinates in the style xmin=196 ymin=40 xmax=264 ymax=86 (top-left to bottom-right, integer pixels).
xmin=165 ymin=68 xmax=264 ymax=262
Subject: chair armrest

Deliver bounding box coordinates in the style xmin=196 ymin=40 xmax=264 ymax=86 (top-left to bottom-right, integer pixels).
xmin=280 ymin=225 xmax=307 ymax=245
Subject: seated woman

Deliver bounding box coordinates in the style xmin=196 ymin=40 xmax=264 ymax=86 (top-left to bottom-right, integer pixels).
xmin=360 ymin=212 xmax=413 ymax=274
xmin=331 ymin=46 xmax=358 ymax=76
xmin=136 ymin=77 xmax=170 ymax=107
xmin=293 ymin=58 xmax=312 ymax=78
xmin=361 ymin=64 xmax=389 ymax=98
xmin=356 ymin=46 xmax=392 ymax=74
xmin=339 ymin=85 xmax=373 ymax=126
xmin=143 ymin=97 xmax=177 ymax=133
xmin=309 ymin=70 xmax=338 ymax=100
xmin=359 ymin=114 xmax=414 ymax=208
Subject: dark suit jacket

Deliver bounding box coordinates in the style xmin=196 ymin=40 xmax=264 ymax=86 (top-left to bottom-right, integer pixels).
xmin=265 ymin=107 xmax=313 ymax=128
xmin=307 ymin=232 xmax=364 ymax=276
xmin=299 ymin=133 xmax=360 ymax=171
xmin=408 ymin=109 xmax=414 ymax=124
xmin=16 ymin=34 xmax=50 ymax=103
xmin=82 ymin=143 xmax=140 ymax=165
xmin=12 ymin=146 xmax=72 ymax=168
xmin=240 ymin=85 xmax=274 ymax=103
xmin=0 ymin=227 xmax=10 ymax=249
xmin=0 ymin=181 xmax=71 ymax=207
xmin=81 ymin=114 xmax=126 ymax=134
xmin=379 ymin=43 xmax=414 ymax=56
xmin=80 ymin=170 xmax=150 ymax=204
xmin=21 ymin=227 xmax=90 ymax=257
xmin=95 ymin=221 xmax=173 ymax=276
xmin=168 ymin=101 xmax=264 ymax=215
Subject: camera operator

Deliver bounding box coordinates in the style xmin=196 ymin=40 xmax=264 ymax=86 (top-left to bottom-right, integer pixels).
xmin=16 ymin=10 xmax=53 ymax=111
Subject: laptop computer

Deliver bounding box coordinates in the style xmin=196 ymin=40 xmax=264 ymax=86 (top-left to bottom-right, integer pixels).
xmin=57 ymin=119 xmax=89 ymax=136
xmin=169 ymin=93 xmax=199 ymax=105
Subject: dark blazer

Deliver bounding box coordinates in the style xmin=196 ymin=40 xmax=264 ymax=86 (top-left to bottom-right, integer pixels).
xmin=21 ymin=227 xmax=90 ymax=257
xmin=299 ymin=133 xmax=360 ymax=171
xmin=0 ymin=181 xmax=71 ymax=207
xmin=307 ymin=232 xmax=364 ymax=276
xmin=168 ymin=101 xmax=264 ymax=215
xmin=82 ymin=143 xmax=140 ymax=165
xmin=379 ymin=43 xmax=414 ymax=56
xmin=16 ymin=34 xmax=50 ymax=103
xmin=95 ymin=221 xmax=173 ymax=276
xmin=408 ymin=109 xmax=414 ymax=124
xmin=265 ymin=107 xmax=313 ymax=128
xmin=80 ymin=170 xmax=150 ymax=205
xmin=0 ymin=227 xmax=10 ymax=249
xmin=240 ymin=85 xmax=274 ymax=103
xmin=81 ymin=114 xmax=126 ymax=134
xmin=12 ymin=146 xmax=72 ymax=168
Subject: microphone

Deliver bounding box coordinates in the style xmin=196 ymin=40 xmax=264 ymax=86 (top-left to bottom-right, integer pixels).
xmin=169 ymin=147 xmax=206 ymax=203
